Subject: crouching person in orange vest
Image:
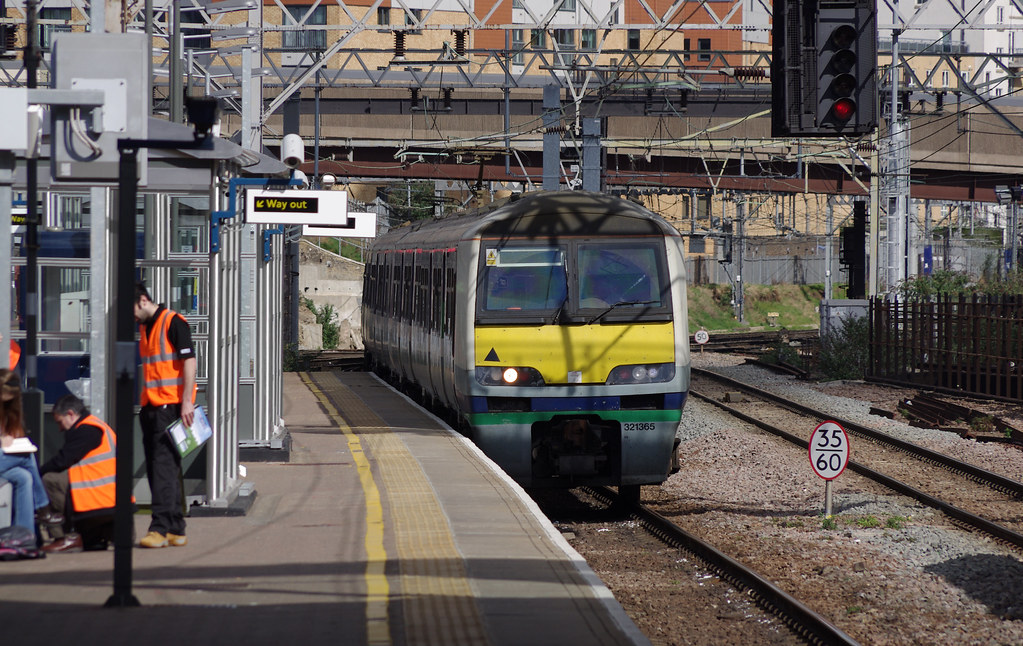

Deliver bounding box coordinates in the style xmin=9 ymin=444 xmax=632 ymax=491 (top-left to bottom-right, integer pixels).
xmin=38 ymin=394 xmax=121 ymax=553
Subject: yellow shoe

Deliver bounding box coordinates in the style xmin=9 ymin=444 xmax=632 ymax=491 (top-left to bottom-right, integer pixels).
xmin=167 ymin=533 xmax=187 ymax=547
xmin=139 ymin=531 xmax=168 ymax=548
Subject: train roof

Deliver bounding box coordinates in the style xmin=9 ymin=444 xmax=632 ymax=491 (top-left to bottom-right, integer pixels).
xmin=372 ymin=191 xmax=680 ymax=251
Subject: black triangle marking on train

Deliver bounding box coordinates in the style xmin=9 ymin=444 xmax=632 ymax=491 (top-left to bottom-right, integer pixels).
xmin=485 ymin=348 xmax=500 ymax=362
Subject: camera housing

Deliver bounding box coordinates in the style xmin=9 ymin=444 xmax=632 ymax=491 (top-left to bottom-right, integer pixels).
xmin=185 ymin=96 xmax=221 ymax=138
xmin=281 ymin=133 xmax=305 ymax=168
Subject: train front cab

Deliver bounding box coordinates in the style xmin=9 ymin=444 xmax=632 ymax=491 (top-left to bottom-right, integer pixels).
xmin=460 ymin=216 xmax=691 ymax=488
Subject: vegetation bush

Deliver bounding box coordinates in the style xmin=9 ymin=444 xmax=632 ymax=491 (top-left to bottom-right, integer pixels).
xmin=303 ymin=297 xmax=341 ymax=349
xmin=897 ymin=268 xmax=1023 ymax=299
xmin=817 ymin=313 xmax=870 ymax=380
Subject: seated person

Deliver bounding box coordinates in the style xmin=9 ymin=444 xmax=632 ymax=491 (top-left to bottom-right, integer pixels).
xmin=0 ymin=369 xmax=51 ymax=539
xmin=39 ymin=394 xmax=120 ymax=553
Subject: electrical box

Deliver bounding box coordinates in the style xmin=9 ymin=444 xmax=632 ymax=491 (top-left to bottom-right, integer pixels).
xmin=51 ymin=32 xmax=148 ymax=183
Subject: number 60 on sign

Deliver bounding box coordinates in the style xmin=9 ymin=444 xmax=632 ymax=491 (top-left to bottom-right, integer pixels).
xmin=809 ymin=421 xmax=849 ymax=480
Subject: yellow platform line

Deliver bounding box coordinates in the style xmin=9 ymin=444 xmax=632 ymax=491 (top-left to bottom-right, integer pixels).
xmin=301 ymin=372 xmax=392 ymax=646
xmin=311 ymin=373 xmax=490 ymax=646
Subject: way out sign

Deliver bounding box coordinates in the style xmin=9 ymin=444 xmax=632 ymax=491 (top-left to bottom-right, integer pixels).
xmin=809 ymin=421 xmax=849 ymax=480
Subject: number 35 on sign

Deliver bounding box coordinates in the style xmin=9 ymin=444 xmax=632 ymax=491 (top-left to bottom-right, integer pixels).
xmin=809 ymin=421 xmax=850 ymax=480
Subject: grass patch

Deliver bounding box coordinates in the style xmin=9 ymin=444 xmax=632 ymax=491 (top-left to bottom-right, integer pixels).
xmin=855 ymin=516 xmax=881 ymax=529
xmin=688 ymin=283 xmax=826 ymax=332
xmin=886 ymin=516 xmax=909 ymax=530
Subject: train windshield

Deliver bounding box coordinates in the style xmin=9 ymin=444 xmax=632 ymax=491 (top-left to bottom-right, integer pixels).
xmin=477 ymin=241 xmax=670 ymax=323
xmin=577 ymin=243 xmax=667 ymax=310
xmin=479 ymin=247 xmax=568 ymax=312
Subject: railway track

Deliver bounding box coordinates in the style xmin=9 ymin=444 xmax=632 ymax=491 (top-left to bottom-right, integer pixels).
xmin=691 ymin=367 xmax=1023 ymax=551
xmin=584 ymin=486 xmax=860 ymax=646
xmin=689 ymin=328 xmax=818 ymax=354
xmin=295 ymin=350 xmax=365 ymax=372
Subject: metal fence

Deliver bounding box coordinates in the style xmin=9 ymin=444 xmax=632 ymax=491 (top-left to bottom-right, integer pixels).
xmin=687 ymin=236 xmax=840 ymax=286
xmin=868 ymin=296 xmax=1023 ymax=401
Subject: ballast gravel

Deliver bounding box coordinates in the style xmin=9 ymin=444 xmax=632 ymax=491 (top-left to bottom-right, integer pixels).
xmin=645 ymin=353 xmax=1023 ymax=644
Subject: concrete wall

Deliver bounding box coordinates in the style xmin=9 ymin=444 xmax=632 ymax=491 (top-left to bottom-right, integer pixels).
xmin=298 ymin=240 xmax=365 ymax=351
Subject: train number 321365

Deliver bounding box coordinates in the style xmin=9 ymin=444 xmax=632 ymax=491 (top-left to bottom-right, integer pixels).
xmin=623 ymin=422 xmax=656 ymax=431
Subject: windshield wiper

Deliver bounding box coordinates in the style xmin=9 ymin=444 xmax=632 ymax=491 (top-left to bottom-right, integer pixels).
xmin=550 ymin=296 xmax=569 ymax=325
xmin=587 ymin=300 xmax=656 ymax=325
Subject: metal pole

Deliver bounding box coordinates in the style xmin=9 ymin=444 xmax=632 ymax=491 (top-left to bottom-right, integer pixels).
xmin=169 ymin=0 xmax=182 ymax=123
xmin=314 ymin=53 xmax=320 ymax=185
xmin=542 ymin=85 xmax=560 ymax=191
xmin=106 ymin=144 xmax=140 ymax=608
xmin=825 ymin=199 xmax=833 ymax=301
xmin=0 ymin=152 xmax=12 ymax=371
xmin=825 ymin=480 xmax=833 ymax=516
xmin=22 ymin=0 xmax=43 ymax=442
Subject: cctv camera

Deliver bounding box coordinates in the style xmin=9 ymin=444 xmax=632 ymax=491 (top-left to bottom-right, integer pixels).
xmin=281 ymin=133 xmax=305 ymax=168
xmin=185 ymin=96 xmax=221 ymax=137
xmin=321 ymin=173 xmax=336 ymax=188
xmin=291 ymin=169 xmax=310 ymax=189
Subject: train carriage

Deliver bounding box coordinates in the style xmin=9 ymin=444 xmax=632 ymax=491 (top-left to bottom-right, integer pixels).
xmin=363 ymin=190 xmax=690 ymax=490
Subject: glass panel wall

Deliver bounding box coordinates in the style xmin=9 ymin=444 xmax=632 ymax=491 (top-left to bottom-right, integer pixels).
xmin=9 ymin=190 xmax=211 ymax=399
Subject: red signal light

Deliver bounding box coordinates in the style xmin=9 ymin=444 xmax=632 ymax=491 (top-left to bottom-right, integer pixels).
xmin=832 ymin=98 xmax=856 ymax=121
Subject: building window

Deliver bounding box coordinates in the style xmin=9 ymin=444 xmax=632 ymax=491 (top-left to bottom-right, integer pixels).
xmin=941 ymin=69 xmax=949 ymax=87
xmin=627 ymin=29 xmax=640 ymax=51
xmin=997 ymin=6 xmax=1005 ymax=22
xmin=38 ymin=7 xmax=71 ymax=51
xmin=283 ymin=5 xmax=327 ymax=51
xmin=512 ymin=29 xmax=524 ymax=65
xmin=405 ymin=8 xmax=423 ymax=35
xmin=683 ymin=37 xmax=690 ymax=61
xmin=559 ymin=0 xmax=576 ymax=11
xmin=609 ymin=8 xmax=619 ymax=24
xmin=531 ymin=29 xmax=546 ymax=48
xmin=580 ymin=29 xmax=596 ymax=50
xmin=554 ymin=29 xmax=575 ymax=48
xmin=377 ymin=7 xmax=390 ymax=25
xmin=698 ymin=38 xmax=711 ymax=61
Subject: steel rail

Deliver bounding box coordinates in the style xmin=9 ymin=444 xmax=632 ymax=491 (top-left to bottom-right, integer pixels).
xmin=586 ymin=486 xmax=861 ymax=646
xmin=688 ymin=384 xmax=1023 ymax=551
xmin=692 ymin=367 xmax=1023 ymax=499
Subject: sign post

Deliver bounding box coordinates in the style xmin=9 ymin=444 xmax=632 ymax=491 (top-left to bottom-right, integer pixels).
xmin=694 ymin=329 xmax=709 ymax=353
xmin=809 ymin=420 xmax=850 ymax=516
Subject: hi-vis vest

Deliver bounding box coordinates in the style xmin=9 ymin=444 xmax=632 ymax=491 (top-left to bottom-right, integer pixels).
xmin=8 ymin=340 xmax=19 ymax=369
xmin=68 ymin=415 xmax=117 ymax=513
xmin=139 ymin=309 xmax=196 ymax=406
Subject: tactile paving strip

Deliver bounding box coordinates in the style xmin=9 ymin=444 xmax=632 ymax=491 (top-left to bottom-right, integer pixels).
xmin=304 ymin=372 xmax=490 ymax=646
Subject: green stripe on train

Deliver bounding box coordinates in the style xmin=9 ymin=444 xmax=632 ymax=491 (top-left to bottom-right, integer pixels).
xmin=468 ymin=409 xmax=683 ymax=426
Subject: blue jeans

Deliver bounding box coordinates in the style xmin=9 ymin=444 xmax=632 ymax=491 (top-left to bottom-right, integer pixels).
xmin=0 ymin=453 xmax=49 ymax=532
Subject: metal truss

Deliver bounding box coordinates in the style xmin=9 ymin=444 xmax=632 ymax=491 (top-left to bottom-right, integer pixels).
xmin=3 ymin=0 xmax=1023 ymax=140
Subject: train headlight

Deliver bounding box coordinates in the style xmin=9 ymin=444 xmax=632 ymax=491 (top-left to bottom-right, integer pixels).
xmin=606 ymin=363 xmax=675 ymax=385
xmin=476 ymin=366 xmax=546 ymax=386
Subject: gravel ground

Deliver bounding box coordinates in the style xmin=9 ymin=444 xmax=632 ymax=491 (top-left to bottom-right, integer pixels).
xmin=661 ymin=353 xmax=1023 ymax=644
xmin=565 ymin=353 xmax=1023 ymax=646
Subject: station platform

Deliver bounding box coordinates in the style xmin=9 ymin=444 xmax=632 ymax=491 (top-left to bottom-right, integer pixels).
xmin=0 ymin=371 xmax=649 ymax=646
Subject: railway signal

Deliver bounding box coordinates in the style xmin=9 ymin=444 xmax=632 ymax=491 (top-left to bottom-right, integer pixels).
xmin=772 ymin=0 xmax=878 ymax=137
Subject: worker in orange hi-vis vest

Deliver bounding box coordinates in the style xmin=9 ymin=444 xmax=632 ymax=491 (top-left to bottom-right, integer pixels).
xmin=3 ymin=333 xmax=19 ymax=369
xmin=40 ymin=394 xmax=126 ymax=553
xmin=133 ymin=282 xmax=196 ymax=550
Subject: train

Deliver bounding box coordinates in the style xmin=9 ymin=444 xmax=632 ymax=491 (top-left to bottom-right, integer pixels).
xmin=362 ymin=190 xmax=691 ymax=494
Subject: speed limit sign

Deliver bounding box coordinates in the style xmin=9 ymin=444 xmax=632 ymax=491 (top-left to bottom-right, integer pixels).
xmin=694 ymin=330 xmax=709 ymax=345
xmin=809 ymin=421 xmax=849 ymax=480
